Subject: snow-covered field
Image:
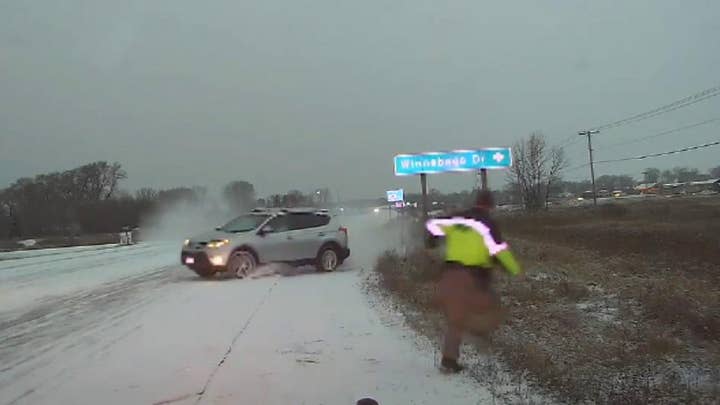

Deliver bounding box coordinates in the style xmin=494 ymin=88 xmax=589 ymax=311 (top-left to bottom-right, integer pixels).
xmin=0 ymin=214 xmax=494 ymax=405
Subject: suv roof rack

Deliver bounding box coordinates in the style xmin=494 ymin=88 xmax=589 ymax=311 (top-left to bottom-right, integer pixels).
xmin=254 ymin=207 xmax=331 ymax=215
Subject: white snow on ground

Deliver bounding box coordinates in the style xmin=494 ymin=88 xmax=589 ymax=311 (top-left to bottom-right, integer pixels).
xmin=0 ymin=243 xmax=119 ymax=261
xmin=197 ymin=270 xmax=490 ymax=405
xmin=0 ymin=213 xmax=503 ymax=405
xmin=0 ymin=242 xmax=178 ymax=313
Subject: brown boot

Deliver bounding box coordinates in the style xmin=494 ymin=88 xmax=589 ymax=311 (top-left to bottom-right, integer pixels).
xmin=440 ymin=357 xmax=465 ymax=373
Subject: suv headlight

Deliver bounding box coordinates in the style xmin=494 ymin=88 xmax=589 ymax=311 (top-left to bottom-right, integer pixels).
xmin=207 ymin=239 xmax=230 ymax=249
xmin=183 ymin=239 xmax=190 ymax=247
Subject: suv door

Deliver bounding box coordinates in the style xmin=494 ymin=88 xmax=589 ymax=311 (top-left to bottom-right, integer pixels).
xmin=254 ymin=215 xmax=294 ymax=262
xmin=285 ymin=213 xmax=331 ymax=260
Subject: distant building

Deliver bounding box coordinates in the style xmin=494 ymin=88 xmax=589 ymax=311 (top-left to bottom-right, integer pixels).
xmin=661 ymin=182 xmax=686 ymax=195
xmin=686 ymin=178 xmax=720 ymax=194
xmin=634 ymin=183 xmax=660 ymax=194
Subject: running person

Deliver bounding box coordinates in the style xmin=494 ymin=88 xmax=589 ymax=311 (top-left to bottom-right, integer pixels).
xmin=426 ymin=191 xmax=522 ymax=372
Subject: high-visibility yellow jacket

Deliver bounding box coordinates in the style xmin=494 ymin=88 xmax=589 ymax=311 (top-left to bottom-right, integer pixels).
xmin=426 ymin=209 xmax=521 ymax=276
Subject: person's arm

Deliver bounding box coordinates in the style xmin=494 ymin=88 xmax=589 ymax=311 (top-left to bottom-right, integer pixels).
xmin=486 ymin=217 xmax=523 ymax=276
xmin=495 ymin=249 xmax=522 ymax=276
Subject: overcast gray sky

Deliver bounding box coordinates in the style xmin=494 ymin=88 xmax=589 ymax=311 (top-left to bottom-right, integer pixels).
xmin=2 ymin=0 xmax=719 ymax=199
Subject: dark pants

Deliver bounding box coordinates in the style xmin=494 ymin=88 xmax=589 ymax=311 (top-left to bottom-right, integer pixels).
xmin=437 ymin=263 xmax=500 ymax=361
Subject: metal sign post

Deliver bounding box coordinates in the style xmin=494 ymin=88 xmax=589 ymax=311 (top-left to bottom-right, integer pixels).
xmin=420 ymin=173 xmax=428 ymax=222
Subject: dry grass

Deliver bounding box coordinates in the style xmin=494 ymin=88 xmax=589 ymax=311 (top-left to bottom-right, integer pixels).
xmin=374 ymin=196 xmax=720 ymax=404
xmin=555 ymin=280 xmax=590 ymax=301
xmin=499 ymin=198 xmax=720 ymax=272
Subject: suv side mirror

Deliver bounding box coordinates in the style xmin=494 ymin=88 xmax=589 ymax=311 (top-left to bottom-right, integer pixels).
xmin=258 ymin=225 xmax=275 ymax=236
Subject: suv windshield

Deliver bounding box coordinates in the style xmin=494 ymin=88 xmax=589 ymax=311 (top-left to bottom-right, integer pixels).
xmin=219 ymin=214 xmax=269 ymax=233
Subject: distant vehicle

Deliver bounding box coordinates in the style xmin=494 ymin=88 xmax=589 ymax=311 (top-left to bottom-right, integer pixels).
xmin=635 ymin=183 xmax=660 ymax=194
xmin=181 ymin=208 xmax=350 ymax=278
xmin=597 ymin=189 xmax=611 ymax=198
xmin=612 ymin=190 xmax=624 ymax=198
xmin=579 ymin=191 xmax=595 ymax=200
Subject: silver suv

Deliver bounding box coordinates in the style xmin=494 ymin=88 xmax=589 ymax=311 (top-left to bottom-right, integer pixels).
xmin=181 ymin=208 xmax=350 ymax=278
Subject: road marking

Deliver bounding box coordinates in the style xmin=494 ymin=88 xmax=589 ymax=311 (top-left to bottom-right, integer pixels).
xmin=151 ymin=279 xmax=279 ymax=405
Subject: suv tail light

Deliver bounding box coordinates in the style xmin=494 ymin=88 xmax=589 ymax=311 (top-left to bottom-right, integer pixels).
xmin=339 ymin=226 xmax=348 ymax=237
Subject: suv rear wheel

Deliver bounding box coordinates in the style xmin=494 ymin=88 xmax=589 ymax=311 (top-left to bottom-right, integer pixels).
xmin=227 ymin=249 xmax=257 ymax=278
xmin=316 ymin=245 xmax=340 ymax=272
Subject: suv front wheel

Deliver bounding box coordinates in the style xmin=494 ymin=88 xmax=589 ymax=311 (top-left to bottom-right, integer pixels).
xmin=227 ymin=249 xmax=257 ymax=278
xmin=316 ymin=245 xmax=340 ymax=272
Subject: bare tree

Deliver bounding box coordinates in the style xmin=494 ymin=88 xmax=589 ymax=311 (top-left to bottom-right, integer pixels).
xmin=672 ymin=167 xmax=709 ymax=182
xmin=660 ymin=170 xmax=675 ymax=184
xmin=72 ymin=161 xmax=127 ymax=201
xmin=314 ymin=187 xmax=331 ymax=205
xmin=642 ymin=168 xmax=661 ymax=183
xmin=545 ymin=146 xmax=568 ymax=208
xmin=711 ymin=166 xmax=720 ymax=179
xmin=509 ymin=132 xmax=567 ymax=211
xmin=282 ymin=190 xmax=306 ymax=207
xmin=101 ymin=162 xmax=127 ymax=199
xmin=595 ymin=175 xmax=636 ymax=191
xmin=268 ymin=194 xmax=283 ymax=208
xmin=135 ymin=188 xmax=159 ymax=202
xmin=223 ymin=181 xmax=256 ymax=212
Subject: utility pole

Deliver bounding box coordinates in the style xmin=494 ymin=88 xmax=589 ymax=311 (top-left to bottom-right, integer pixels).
xmin=578 ymin=129 xmax=600 ymax=206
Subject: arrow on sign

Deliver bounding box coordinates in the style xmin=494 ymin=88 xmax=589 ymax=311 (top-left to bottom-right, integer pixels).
xmin=493 ymin=152 xmax=505 ymax=163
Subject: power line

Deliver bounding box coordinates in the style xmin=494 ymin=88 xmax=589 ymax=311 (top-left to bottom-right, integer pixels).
xmin=562 ymin=139 xmax=720 ymax=173
xmin=591 ymin=84 xmax=720 ymax=131
xmin=596 ymin=118 xmax=720 ymax=151
xmin=564 ymin=136 xmax=584 ymax=148
xmin=556 ymin=132 xmax=589 ymax=150
xmin=561 ymin=162 xmax=590 ymax=173
xmin=594 ymin=140 xmax=720 ymax=165
xmin=556 ymin=133 xmax=577 ymax=147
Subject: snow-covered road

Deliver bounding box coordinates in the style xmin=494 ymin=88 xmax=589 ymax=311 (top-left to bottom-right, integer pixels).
xmin=0 ymin=214 xmax=493 ymax=405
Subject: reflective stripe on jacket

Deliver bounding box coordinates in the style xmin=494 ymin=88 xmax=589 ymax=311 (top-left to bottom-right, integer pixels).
xmin=426 ymin=210 xmax=521 ymax=276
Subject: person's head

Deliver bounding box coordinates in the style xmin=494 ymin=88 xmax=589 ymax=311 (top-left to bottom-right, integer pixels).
xmin=475 ymin=190 xmax=495 ymax=210
xmin=356 ymin=399 xmax=379 ymax=405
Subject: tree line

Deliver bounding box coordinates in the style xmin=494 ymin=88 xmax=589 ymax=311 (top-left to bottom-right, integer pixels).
xmin=2 ymin=154 xmax=717 ymax=238
xmin=639 ymin=166 xmax=720 ymax=184
xmin=0 ymin=162 xmax=330 ymax=239
xmin=508 ymin=132 xmax=720 ymax=210
xmin=406 ymin=132 xmax=719 ymax=212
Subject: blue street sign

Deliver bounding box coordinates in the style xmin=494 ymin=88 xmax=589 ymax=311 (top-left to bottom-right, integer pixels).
xmin=386 ymin=189 xmax=404 ymax=202
xmin=393 ymin=148 xmax=512 ymax=176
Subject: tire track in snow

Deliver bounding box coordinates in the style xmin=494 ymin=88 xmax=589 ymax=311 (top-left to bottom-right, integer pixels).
xmin=0 ymin=244 xmax=153 ymax=272
xmin=0 ymin=265 xmax=181 ymax=392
